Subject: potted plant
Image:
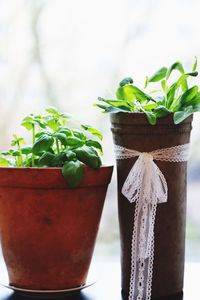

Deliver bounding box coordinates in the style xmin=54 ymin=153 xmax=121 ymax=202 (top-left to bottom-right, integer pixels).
xmin=97 ymin=59 xmax=199 ymax=299
xmin=0 ymin=107 xmax=113 ymax=291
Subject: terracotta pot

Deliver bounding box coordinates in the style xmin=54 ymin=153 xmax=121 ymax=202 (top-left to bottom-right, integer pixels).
xmin=110 ymin=112 xmax=192 ymax=299
xmin=0 ymin=165 xmax=113 ymax=290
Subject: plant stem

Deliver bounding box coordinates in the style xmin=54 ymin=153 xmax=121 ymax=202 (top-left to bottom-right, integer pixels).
xmin=56 ymin=139 xmax=60 ymax=154
xmin=32 ymin=125 xmax=36 ymax=144
xmin=17 ymin=142 xmax=23 ymax=166
xmin=32 ymin=125 xmax=35 ymax=167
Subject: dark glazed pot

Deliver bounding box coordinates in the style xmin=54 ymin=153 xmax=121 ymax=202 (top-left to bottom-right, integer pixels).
xmin=0 ymin=165 xmax=113 ymax=290
xmin=110 ymin=112 xmax=192 ymax=298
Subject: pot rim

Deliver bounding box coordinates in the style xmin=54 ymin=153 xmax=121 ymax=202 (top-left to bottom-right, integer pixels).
xmin=109 ymin=111 xmax=193 ymax=126
xmin=0 ymin=165 xmax=113 ymax=189
xmin=0 ymin=164 xmax=113 ymax=171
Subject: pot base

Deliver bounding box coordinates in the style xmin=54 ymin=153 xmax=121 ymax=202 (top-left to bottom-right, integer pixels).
xmin=121 ymin=289 xmax=183 ymax=300
xmin=0 ymin=281 xmax=95 ymax=298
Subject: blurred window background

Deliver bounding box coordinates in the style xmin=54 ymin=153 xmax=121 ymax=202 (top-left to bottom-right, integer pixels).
xmin=0 ymin=0 xmax=199 ymax=263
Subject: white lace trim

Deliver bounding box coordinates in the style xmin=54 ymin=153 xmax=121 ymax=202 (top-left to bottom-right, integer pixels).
xmin=114 ymin=144 xmax=190 ymax=300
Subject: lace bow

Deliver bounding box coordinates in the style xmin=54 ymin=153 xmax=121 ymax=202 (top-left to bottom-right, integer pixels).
xmin=115 ymin=144 xmax=190 ymax=300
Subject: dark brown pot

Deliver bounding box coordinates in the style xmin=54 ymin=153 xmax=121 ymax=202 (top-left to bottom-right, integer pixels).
xmin=0 ymin=165 xmax=113 ymax=290
xmin=110 ymin=112 xmax=192 ymax=299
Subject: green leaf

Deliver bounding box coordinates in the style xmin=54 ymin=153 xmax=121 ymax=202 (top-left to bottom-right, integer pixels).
xmin=149 ymin=67 xmax=168 ymax=82
xmin=51 ymin=152 xmax=68 ymax=167
xmin=185 ymin=71 xmax=198 ymax=77
xmin=184 ymin=92 xmax=200 ymax=107
xmin=176 ymin=72 xmax=198 ymax=87
xmin=161 ymin=80 xmax=167 ymax=93
xmin=21 ymin=120 xmax=34 ymax=131
xmin=22 ymin=115 xmax=46 ymax=130
xmin=32 ymin=134 xmax=54 ymax=155
xmin=12 ymin=150 xmax=20 ymax=157
xmin=46 ymin=107 xmax=59 ymax=115
xmin=98 ymin=97 xmax=132 ymax=111
xmin=60 ymin=112 xmax=70 ymax=118
xmin=149 ymin=90 xmax=161 ymax=94
xmin=154 ymin=106 xmax=170 ymax=118
xmin=73 ymin=130 xmax=86 ymax=141
xmin=85 ymin=140 xmax=103 ymax=154
xmin=192 ymin=104 xmax=200 ymax=112
xmin=62 ymin=160 xmax=84 ymax=188
xmin=38 ymin=152 xmax=55 ymax=167
xmin=95 ymin=103 xmax=123 ymax=113
xmin=179 ymin=86 xmax=199 ymax=106
xmin=11 ymin=135 xmax=26 ymax=146
xmin=54 ymin=133 xmax=68 ymax=146
xmin=0 ymin=157 xmax=10 ymax=166
xmin=45 ymin=116 xmax=59 ymax=131
xmin=116 ymin=85 xmax=152 ymax=102
xmin=192 ymin=56 xmax=198 ymax=72
xmin=74 ymin=145 xmax=102 ymax=169
xmin=2 ymin=149 xmax=14 ymax=156
xmin=166 ymin=61 xmax=184 ymax=80
xmin=66 ymin=137 xmax=84 ymax=148
xmin=21 ymin=146 xmax=32 ymax=155
xmin=58 ymin=127 xmax=72 ymax=137
xmin=166 ymin=83 xmax=177 ymax=108
xmin=45 ymin=107 xmax=69 ymax=121
xmin=155 ymin=96 xmax=165 ymax=105
xmin=24 ymin=157 xmax=35 ymax=167
xmin=35 ymin=131 xmax=50 ymax=139
xmin=177 ymin=74 xmax=188 ymax=92
xmin=145 ymin=112 xmax=157 ymax=125
xmin=180 ymin=72 xmax=198 ymax=93
xmin=11 ymin=140 xmax=17 ymax=146
xmin=81 ymin=124 xmax=103 ymax=140
xmin=119 ymin=77 xmax=133 ymax=87
xmin=144 ymin=76 xmax=149 ymax=89
xmin=142 ymin=102 xmax=157 ymax=111
xmin=64 ymin=150 xmax=76 ymax=160
xmin=173 ymin=106 xmax=194 ymax=124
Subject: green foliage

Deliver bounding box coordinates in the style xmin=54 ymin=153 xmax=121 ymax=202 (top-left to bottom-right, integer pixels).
xmin=148 ymin=67 xmax=168 ymax=82
xmin=81 ymin=124 xmax=103 ymax=140
xmin=97 ymin=58 xmax=200 ymax=125
xmin=32 ymin=134 xmax=54 ymax=155
xmin=74 ymin=145 xmax=102 ymax=169
xmin=62 ymin=160 xmax=84 ymax=188
xmin=116 ymin=85 xmax=152 ymax=102
xmin=0 ymin=107 xmax=103 ymax=188
xmin=0 ymin=157 xmax=10 ymax=166
xmin=119 ymin=77 xmax=133 ymax=87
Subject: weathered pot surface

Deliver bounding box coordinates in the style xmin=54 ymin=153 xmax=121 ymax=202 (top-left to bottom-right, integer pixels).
xmin=0 ymin=165 xmax=113 ymax=290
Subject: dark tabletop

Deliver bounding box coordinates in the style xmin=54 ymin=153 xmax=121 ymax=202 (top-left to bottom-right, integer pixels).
xmin=0 ymin=262 xmax=199 ymax=300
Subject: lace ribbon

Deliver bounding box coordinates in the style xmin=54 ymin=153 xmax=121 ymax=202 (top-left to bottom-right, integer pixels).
xmin=114 ymin=144 xmax=190 ymax=300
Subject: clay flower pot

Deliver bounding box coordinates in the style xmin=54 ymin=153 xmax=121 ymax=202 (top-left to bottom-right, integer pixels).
xmin=110 ymin=112 xmax=192 ymax=299
xmin=0 ymin=165 xmax=113 ymax=290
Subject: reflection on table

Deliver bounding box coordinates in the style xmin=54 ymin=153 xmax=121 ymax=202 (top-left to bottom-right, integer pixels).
xmin=0 ymin=262 xmax=199 ymax=300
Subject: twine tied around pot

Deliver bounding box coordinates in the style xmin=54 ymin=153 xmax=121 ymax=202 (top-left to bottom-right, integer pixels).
xmin=114 ymin=144 xmax=190 ymax=300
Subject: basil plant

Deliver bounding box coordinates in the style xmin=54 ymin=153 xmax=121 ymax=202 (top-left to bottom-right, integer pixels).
xmin=97 ymin=58 xmax=200 ymax=125
xmin=0 ymin=107 xmax=103 ymax=188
